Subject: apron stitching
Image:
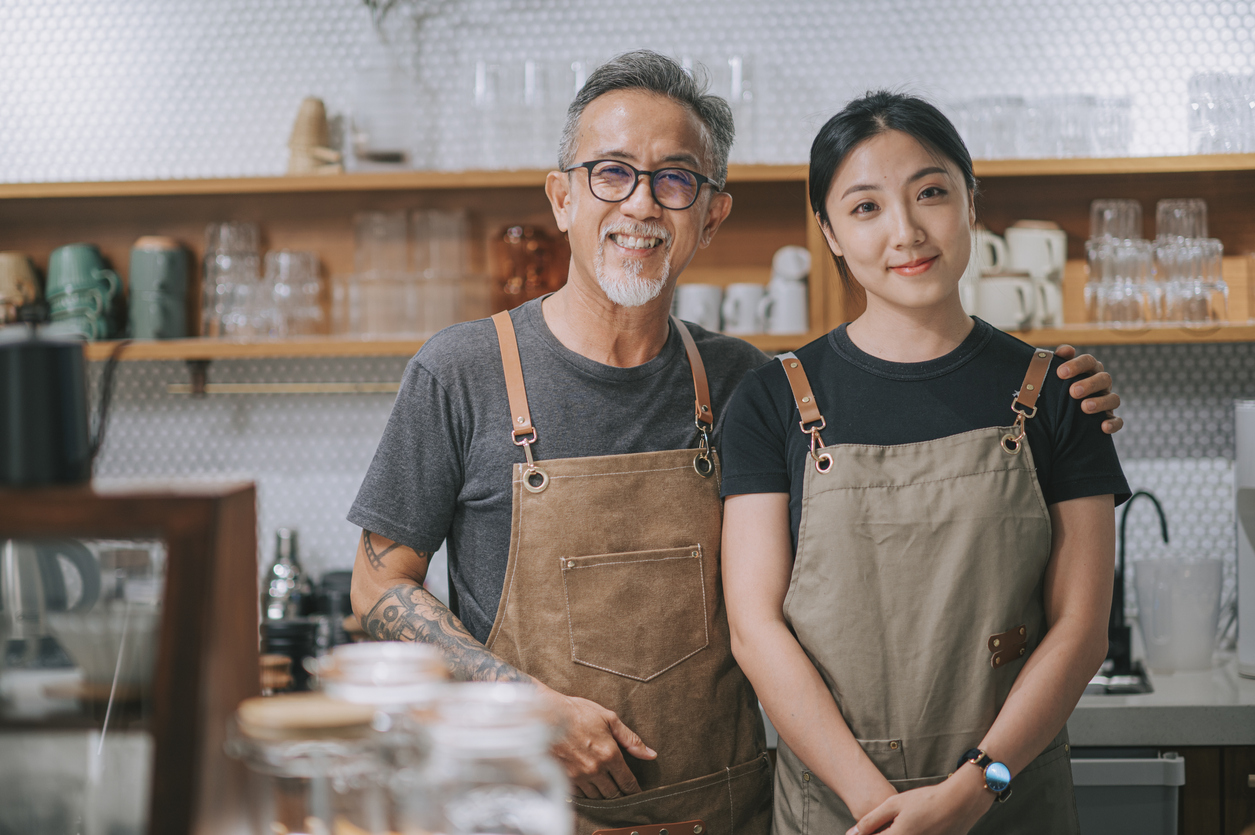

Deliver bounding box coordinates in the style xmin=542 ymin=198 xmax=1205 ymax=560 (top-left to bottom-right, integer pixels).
xmin=487 ymin=466 xmax=528 ymax=650
xmin=535 ymin=464 xmax=697 ymax=480
xmin=804 ymin=465 xmax=1036 ymax=493
xmin=569 ymin=762 xmax=766 ymax=809
xmin=725 ymin=766 xmax=735 ymax=833
xmin=823 ymin=425 xmax=1020 ymax=452
xmin=564 ymin=554 xmax=700 ymax=569
xmin=570 ymin=643 xmax=709 ymax=682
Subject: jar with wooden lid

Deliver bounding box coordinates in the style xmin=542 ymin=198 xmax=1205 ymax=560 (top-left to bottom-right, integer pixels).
xmin=393 ymin=682 xmax=571 ymax=835
xmin=225 ymin=693 xmax=389 ymax=835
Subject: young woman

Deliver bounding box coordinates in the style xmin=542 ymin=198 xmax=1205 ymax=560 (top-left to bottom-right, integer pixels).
xmin=721 ymin=92 xmax=1129 ymax=835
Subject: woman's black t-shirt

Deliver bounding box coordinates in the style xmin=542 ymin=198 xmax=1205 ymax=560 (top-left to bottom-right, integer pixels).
xmin=720 ymin=317 xmax=1130 ymax=550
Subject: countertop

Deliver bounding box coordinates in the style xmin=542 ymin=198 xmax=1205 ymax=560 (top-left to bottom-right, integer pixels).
xmin=760 ymin=655 xmax=1255 ymax=750
xmin=1067 ymin=655 xmax=1255 ymax=747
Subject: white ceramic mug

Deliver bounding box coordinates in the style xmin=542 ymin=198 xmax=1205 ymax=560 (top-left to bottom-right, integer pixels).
xmin=1031 ymin=275 xmax=1064 ymax=328
xmin=974 ymin=228 xmax=1009 ymax=273
xmin=978 ymin=274 xmax=1036 ymax=331
xmin=1007 ymin=222 xmax=1067 ymax=279
xmin=771 ymin=245 xmax=812 ymax=282
xmin=721 ymin=283 xmax=767 ymax=334
xmin=672 ymin=283 xmax=723 ymax=332
xmin=757 ymin=279 xmax=809 ymax=335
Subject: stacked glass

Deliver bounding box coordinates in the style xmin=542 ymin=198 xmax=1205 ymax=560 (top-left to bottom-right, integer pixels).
xmin=1153 ymin=199 xmax=1227 ymax=324
xmin=201 ymin=222 xmax=260 ymax=337
xmin=1085 ymin=199 xmax=1153 ymax=326
xmin=264 ymin=250 xmax=325 ymax=336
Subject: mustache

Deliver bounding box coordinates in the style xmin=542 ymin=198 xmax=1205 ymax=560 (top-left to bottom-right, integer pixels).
xmin=599 ymin=222 xmax=672 ymax=246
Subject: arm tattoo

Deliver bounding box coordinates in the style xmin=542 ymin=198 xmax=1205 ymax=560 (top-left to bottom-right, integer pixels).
xmin=362 ymin=583 xmax=531 ymax=684
xmin=363 ymin=531 xmax=405 ymax=570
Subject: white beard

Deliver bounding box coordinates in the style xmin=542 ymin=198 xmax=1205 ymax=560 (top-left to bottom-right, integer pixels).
xmin=594 ymin=228 xmax=672 ymax=308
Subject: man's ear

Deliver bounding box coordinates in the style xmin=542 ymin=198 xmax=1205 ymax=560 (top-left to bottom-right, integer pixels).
xmin=698 ymin=191 xmax=733 ymax=248
xmin=818 ymin=213 xmax=843 ymax=257
xmin=546 ymin=170 xmax=572 ymax=233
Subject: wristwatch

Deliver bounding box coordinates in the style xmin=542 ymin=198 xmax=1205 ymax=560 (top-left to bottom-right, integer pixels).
xmin=955 ymin=748 xmax=1013 ymax=802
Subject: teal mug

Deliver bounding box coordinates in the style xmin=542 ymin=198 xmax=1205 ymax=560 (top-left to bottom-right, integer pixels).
xmin=44 ymin=312 xmax=103 ymax=340
xmin=48 ymin=287 xmax=106 ymax=317
xmin=47 ymin=243 xmax=121 ymax=300
xmin=128 ymin=237 xmax=188 ymax=339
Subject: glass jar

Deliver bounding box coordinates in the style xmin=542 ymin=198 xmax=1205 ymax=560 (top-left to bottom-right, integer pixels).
xmin=226 ymin=693 xmax=388 ymax=835
xmin=398 ymin=682 xmax=571 ymax=835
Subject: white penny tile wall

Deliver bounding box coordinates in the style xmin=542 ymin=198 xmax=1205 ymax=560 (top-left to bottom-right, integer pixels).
xmin=3 ymin=0 xmax=1254 ymax=181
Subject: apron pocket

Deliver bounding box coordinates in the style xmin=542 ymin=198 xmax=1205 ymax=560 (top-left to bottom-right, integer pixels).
xmin=561 ymin=545 xmax=710 ymax=682
xmin=571 ymin=753 xmax=772 ymax=835
xmin=857 ymin=738 xmax=908 ymax=782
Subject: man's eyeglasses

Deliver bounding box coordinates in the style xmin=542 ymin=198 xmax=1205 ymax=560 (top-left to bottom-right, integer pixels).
xmin=565 ymin=160 xmax=722 ymax=211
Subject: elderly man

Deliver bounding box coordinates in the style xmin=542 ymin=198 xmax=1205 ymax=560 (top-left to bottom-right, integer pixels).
xmin=349 ymin=51 xmax=1119 ymax=835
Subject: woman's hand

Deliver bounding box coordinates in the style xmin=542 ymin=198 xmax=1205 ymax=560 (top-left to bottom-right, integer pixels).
xmin=1053 ymin=344 xmax=1123 ymax=434
xmin=846 ymin=766 xmax=993 ymax=835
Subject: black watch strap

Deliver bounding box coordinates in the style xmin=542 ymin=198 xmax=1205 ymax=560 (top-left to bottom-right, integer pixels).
xmin=955 ymin=747 xmax=1013 ymax=803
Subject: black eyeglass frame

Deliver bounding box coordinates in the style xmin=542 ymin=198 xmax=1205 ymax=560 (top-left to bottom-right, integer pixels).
xmin=564 ymin=160 xmax=724 ymax=211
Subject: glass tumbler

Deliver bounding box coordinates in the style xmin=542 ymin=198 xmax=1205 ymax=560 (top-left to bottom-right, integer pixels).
xmin=1089 ymin=199 xmax=1142 ymax=241
xmin=1087 ymin=238 xmax=1154 ymax=326
xmin=202 ymin=221 xmax=260 ymax=337
xmin=265 ymin=250 xmax=324 ymax=335
xmin=1155 ymin=199 xmax=1208 ymax=241
xmin=1157 ymin=237 xmax=1227 ymax=324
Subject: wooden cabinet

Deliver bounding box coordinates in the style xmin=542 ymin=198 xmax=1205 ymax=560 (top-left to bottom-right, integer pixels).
xmin=1177 ymin=746 xmax=1255 ymax=834
xmin=2 ymin=154 xmax=1255 ymax=362
xmin=0 ymin=483 xmax=260 ymax=835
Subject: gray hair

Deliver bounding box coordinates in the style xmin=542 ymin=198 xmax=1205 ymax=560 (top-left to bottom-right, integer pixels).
xmin=557 ymin=50 xmax=736 ymax=187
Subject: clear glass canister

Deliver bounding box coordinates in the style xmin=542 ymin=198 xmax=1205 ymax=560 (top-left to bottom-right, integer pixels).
xmin=397 ymin=682 xmax=571 ymax=835
xmin=226 ymin=693 xmax=389 ymax=835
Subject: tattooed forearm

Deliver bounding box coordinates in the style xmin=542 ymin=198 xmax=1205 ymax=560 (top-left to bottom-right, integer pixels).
xmin=362 ymin=583 xmax=531 ymax=683
xmin=362 ymin=531 xmax=406 ymax=570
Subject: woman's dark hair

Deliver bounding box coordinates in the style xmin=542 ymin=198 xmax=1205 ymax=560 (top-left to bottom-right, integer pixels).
xmin=809 ymin=91 xmax=977 ymax=291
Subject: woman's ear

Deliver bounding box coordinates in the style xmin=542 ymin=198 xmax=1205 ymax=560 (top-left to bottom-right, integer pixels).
xmin=817 ymin=212 xmax=843 ymax=257
xmin=968 ymin=190 xmax=977 ymax=229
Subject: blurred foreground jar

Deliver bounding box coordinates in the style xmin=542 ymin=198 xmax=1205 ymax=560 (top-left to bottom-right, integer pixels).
xmin=227 ymin=693 xmax=389 ymax=835
xmin=395 ymin=682 xmax=571 ymax=835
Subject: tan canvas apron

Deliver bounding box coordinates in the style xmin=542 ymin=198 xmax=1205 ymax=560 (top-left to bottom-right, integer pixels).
xmin=771 ymin=348 xmax=1078 ymax=834
xmin=484 ymin=312 xmax=772 ymax=835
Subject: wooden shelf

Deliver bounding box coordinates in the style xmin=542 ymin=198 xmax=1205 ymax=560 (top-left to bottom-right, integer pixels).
xmin=973 ymin=153 xmax=1255 ymax=178
xmin=0 ymin=164 xmax=809 ymax=201
xmin=82 ymin=329 xmax=832 ymax=362
xmin=1006 ymin=323 xmax=1255 ymax=346
xmin=2 ymin=157 xmax=1250 ymax=201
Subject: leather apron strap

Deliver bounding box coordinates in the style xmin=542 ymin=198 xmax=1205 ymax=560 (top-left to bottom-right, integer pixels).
xmin=1014 ymin=349 xmax=1054 ymax=414
xmin=492 ymin=310 xmax=536 ymax=444
xmin=777 ymin=352 xmax=832 ymax=473
xmin=492 ymin=309 xmax=715 ymax=445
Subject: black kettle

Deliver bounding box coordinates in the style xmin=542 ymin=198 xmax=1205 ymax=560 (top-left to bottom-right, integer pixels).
xmin=0 ymin=306 xmax=125 ymax=486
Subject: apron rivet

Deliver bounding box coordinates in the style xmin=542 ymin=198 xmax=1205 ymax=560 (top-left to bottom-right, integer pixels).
xmin=790 ymin=361 xmax=798 ymax=368
xmin=1038 ymin=351 xmax=1048 ymax=358
xmin=692 ymin=551 xmax=699 ymax=558
xmin=701 ymin=405 xmax=709 ymax=412
xmin=1026 ymin=383 xmax=1035 ymax=391
xmin=694 ymin=827 xmax=704 ymax=834
xmin=1019 ymin=626 xmax=1026 ymax=635
xmin=661 ymin=830 xmax=668 ymax=835
xmin=802 ymin=396 xmax=810 ymax=403
xmin=992 ymin=638 xmax=1000 ymax=647
xmin=517 ymin=416 xmax=524 ymax=423
xmin=1065 ymin=743 xmax=1070 ymax=752
xmin=1019 ymin=647 xmax=1026 ymax=656
xmin=890 ymin=740 xmax=899 ymax=749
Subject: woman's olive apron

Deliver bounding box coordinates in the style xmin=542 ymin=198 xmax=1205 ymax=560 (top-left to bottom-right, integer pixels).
xmin=771 ymin=348 xmax=1078 ymax=834
xmin=485 ymin=312 xmax=772 ymax=835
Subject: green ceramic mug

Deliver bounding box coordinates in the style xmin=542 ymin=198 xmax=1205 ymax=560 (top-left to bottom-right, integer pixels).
xmin=46 ymin=243 xmax=121 ymax=300
xmin=47 ymin=309 xmax=107 ymax=340
xmin=127 ymin=237 xmax=188 ymax=339
xmin=48 ymin=287 xmax=106 ymax=317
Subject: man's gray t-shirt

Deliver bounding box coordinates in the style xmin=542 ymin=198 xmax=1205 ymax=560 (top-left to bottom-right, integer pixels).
xmin=348 ymin=298 xmax=770 ymax=644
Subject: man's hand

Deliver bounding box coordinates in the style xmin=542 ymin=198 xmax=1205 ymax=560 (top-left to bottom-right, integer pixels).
xmin=1054 ymin=344 xmax=1123 ymax=435
xmin=539 ymin=685 xmax=657 ymax=799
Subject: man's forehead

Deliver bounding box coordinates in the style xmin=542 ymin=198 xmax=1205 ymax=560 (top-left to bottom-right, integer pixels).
xmin=574 ymin=89 xmax=711 ymax=167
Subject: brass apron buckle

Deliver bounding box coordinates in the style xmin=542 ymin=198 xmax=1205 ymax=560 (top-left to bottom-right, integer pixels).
xmin=694 ymin=421 xmax=714 ymax=478
xmin=514 ymin=429 xmax=549 ymax=492
xmin=593 ymin=820 xmax=707 ymax=835
xmin=800 ymin=417 xmax=833 ymax=474
xmin=1000 ymin=401 xmax=1037 ymax=455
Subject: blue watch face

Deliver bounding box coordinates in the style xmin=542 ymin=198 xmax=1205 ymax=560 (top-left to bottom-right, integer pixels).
xmin=984 ymin=761 xmax=1011 ymax=792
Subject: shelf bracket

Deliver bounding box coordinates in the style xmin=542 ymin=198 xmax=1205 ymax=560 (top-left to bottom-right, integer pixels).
xmin=186 ymin=360 xmax=210 ymax=397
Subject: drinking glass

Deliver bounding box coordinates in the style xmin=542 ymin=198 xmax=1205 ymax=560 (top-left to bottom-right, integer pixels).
xmin=1093 ymin=96 xmax=1133 ymax=157
xmin=966 ymin=96 xmax=1025 ymax=159
xmin=202 ymin=222 xmax=260 ymax=337
xmin=355 ymin=211 xmax=408 ymax=276
xmin=1157 ymin=238 xmax=1226 ymax=324
xmin=1155 ymin=199 xmax=1208 ymax=241
xmin=1090 ymin=199 xmax=1143 ymax=241
xmin=1087 ymin=238 xmax=1154 ymax=326
xmin=264 ymin=250 xmax=324 ymax=336
xmin=1188 ymin=72 xmax=1245 ymax=154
